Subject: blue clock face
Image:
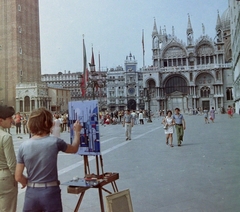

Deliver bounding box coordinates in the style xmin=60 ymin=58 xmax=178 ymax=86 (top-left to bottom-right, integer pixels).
xmin=126 ymin=65 xmax=136 ymax=72
xmin=128 ymin=87 xmax=135 ymax=95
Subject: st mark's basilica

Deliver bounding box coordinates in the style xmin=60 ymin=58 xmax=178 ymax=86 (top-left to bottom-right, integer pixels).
xmin=107 ymin=8 xmax=233 ymax=114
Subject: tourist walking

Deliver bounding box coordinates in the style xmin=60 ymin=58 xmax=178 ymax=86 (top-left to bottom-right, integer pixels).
xmin=210 ymin=107 xmax=215 ymax=123
xmin=0 ymin=105 xmax=18 ymax=212
xmin=227 ymin=105 xmax=232 ymax=118
xmin=15 ymin=112 xmax=22 ymax=134
xmin=139 ymin=110 xmax=144 ymax=124
xmin=123 ymin=109 xmax=133 ymax=140
xmin=203 ymin=108 xmax=209 ymax=123
xmin=22 ymin=113 xmax=29 ymax=134
xmin=15 ymin=108 xmax=82 ymax=212
xmin=51 ymin=114 xmax=61 ymax=138
xmin=62 ymin=113 xmax=68 ymax=132
xmin=131 ymin=110 xmax=137 ymax=125
xmin=162 ymin=110 xmax=174 ymax=147
xmin=173 ymin=108 xmax=186 ymax=146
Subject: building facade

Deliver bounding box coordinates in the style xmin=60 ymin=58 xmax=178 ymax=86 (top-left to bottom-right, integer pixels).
xmin=42 ymin=70 xmax=108 ymax=111
xmin=0 ymin=0 xmax=42 ymax=107
xmin=229 ymin=0 xmax=240 ymax=114
xmin=41 ymin=71 xmax=81 ymax=101
xmin=106 ymin=53 xmax=144 ymax=111
xmin=48 ymin=85 xmax=71 ymax=113
xmin=16 ymin=82 xmax=50 ymax=113
xmin=142 ymin=10 xmax=233 ymax=114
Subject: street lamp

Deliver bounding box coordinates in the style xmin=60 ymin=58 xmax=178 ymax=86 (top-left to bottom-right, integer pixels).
xmin=144 ymin=88 xmax=152 ymax=123
xmin=209 ymin=94 xmax=214 ymax=110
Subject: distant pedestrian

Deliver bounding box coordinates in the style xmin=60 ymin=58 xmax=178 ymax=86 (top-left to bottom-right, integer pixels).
xmin=123 ymin=109 xmax=133 ymax=140
xmin=231 ymin=106 xmax=234 ymax=118
xmin=51 ymin=114 xmax=61 ymax=138
xmin=173 ymin=108 xmax=186 ymax=146
xmin=15 ymin=112 xmax=22 ymax=134
xmin=227 ymin=105 xmax=232 ymax=118
xmin=203 ymin=108 xmax=209 ymax=123
xmin=209 ymin=107 xmax=215 ymax=123
xmin=0 ymin=105 xmax=18 ymax=212
xmin=162 ymin=110 xmax=174 ymax=147
xmin=139 ymin=110 xmax=144 ymax=124
xmin=62 ymin=113 xmax=67 ymax=132
xmin=131 ymin=110 xmax=137 ymax=125
xmin=22 ymin=113 xmax=29 ymax=134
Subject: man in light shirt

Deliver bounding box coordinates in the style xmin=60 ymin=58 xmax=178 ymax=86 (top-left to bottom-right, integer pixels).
xmin=0 ymin=105 xmax=18 ymax=212
xmin=123 ymin=109 xmax=134 ymax=140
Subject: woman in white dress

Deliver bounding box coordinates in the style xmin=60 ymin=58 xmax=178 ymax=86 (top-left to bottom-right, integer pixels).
xmin=51 ymin=114 xmax=61 ymax=138
xmin=162 ymin=110 xmax=174 ymax=147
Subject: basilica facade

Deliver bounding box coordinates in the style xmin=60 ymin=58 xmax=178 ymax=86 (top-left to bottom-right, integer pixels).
xmin=142 ymin=9 xmax=233 ymax=114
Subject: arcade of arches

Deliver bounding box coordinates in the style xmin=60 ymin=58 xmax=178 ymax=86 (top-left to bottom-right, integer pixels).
xmin=145 ymin=74 xmax=222 ymax=113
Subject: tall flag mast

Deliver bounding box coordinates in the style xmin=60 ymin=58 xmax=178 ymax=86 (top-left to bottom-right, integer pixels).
xmin=142 ymin=29 xmax=145 ymax=71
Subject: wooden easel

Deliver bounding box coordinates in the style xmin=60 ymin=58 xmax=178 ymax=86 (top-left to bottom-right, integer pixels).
xmin=67 ymin=154 xmax=119 ymax=212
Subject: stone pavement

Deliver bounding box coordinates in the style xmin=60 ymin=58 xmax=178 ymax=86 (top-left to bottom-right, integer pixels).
xmin=12 ymin=113 xmax=240 ymax=212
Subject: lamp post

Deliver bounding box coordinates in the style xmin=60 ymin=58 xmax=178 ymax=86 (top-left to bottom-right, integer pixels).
xmin=209 ymin=94 xmax=214 ymax=110
xmin=144 ymin=88 xmax=152 ymax=123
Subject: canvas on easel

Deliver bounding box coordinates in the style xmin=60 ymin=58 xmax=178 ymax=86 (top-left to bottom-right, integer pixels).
xmin=68 ymin=100 xmax=101 ymax=156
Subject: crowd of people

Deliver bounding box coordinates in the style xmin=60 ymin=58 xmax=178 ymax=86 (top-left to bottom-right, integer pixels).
xmin=99 ymin=109 xmax=149 ymax=125
xmin=4 ymin=112 xmax=70 ymax=138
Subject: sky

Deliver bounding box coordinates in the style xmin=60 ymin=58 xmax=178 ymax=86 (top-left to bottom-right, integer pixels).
xmin=39 ymin=0 xmax=229 ymax=74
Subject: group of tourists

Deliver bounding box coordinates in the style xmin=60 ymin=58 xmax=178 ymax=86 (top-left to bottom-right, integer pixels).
xmin=99 ymin=109 xmax=148 ymax=125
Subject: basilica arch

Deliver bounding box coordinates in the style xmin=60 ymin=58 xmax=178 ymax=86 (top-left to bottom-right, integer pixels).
xmin=162 ymin=75 xmax=189 ymax=112
xmin=195 ymin=73 xmax=215 ymax=110
xmin=161 ymin=43 xmax=187 ymax=67
xmin=195 ymin=39 xmax=215 ymax=65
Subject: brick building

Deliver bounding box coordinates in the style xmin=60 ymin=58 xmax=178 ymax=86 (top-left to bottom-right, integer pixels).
xmin=0 ymin=0 xmax=42 ymax=108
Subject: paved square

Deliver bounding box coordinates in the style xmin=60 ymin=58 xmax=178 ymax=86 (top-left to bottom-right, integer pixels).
xmin=13 ymin=113 xmax=240 ymax=212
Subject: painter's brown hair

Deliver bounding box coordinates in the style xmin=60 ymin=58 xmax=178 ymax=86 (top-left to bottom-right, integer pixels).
xmin=28 ymin=108 xmax=53 ymax=135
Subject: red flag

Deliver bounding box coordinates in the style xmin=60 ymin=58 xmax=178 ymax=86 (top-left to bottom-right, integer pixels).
xmin=81 ymin=37 xmax=88 ymax=97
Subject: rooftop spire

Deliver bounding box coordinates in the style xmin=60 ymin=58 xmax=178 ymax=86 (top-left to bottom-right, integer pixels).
xmin=215 ymin=10 xmax=222 ymax=31
xmin=202 ymin=23 xmax=205 ymax=35
xmin=159 ymin=26 xmax=162 ymax=36
xmin=152 ymin=17 xmax=158 ymax=36
xmin=187 ymin=13 xmax=193 ymax=34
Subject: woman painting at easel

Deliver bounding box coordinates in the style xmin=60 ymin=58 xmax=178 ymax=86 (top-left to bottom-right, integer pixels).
xmin=15 ymin=108 xmax=82 ymax=212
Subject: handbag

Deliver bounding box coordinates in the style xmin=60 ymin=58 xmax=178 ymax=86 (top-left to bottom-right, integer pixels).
xmin=163 ymin=124 xmax=168 ymax=129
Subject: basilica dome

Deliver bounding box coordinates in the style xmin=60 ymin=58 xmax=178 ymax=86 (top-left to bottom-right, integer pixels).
xmin=221 ymin=8 xmax=230 ymax=30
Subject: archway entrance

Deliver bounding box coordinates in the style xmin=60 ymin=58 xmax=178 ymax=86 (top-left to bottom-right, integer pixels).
xmin=164 ymin=76 xmax=188 ymax=111
xmin=127 ymin=99 xmax=136 ymax=110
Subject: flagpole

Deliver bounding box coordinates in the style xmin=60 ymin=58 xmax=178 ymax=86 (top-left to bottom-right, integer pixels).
xmin=142 ymin=29 xmax=145 ymax=71
xmin=82 ymin=34 xmax=88 ymax=99
xmin=98 ymin=51 xmax=101 ymax=72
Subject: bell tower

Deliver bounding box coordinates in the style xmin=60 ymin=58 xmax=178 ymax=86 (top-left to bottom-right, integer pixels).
xmin=0 ymin=0 xmax=41 ymax=107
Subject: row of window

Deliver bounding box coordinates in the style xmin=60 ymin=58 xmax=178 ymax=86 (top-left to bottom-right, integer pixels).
xmin=42 ymin=76 xmax=79 ymax=80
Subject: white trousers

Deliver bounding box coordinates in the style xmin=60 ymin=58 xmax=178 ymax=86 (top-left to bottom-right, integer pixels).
xmin=125 ymin=123 xmax=132 ymax=139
